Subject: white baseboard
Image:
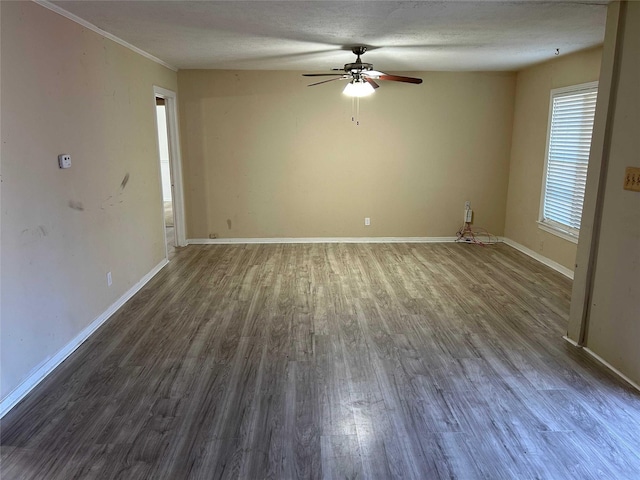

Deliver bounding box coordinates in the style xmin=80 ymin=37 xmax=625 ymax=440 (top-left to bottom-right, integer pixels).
xmin=187 ymin=236 xmax=458 ymax=245
xmin=562 ymin=336 xmax=640 ymax=393
xmin=501 ymin=237 xmax=574 ymax=279
xmin=562 ymin=335 xmax=580 ymax=347
xmin=0 ymin=259 xmax=169 ymax=418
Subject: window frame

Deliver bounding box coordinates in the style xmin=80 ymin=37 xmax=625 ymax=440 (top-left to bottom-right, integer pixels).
xmin=538 ymin=81 xmax=598 ymax=243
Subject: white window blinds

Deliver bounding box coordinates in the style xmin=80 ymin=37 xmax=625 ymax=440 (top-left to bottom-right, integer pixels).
xmin=540 ymin=83 xmax=598 ymax=239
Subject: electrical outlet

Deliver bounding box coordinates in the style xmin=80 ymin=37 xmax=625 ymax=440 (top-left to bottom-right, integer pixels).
xmin=464 ymin=201 xmax=472 ymax=223
xmin=364 ymin=217 xmax=371 ymax=226
xmin=107 ymin=271 xmax=112 ymax=287
xmin=623 ymin=167 xmax=640 ymax=192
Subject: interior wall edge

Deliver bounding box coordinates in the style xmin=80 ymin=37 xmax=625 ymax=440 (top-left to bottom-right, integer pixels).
xmin=0 ymin=259 xmax=169 ymax=419
xmin=567 ymin=0 xmax=623 ymax=343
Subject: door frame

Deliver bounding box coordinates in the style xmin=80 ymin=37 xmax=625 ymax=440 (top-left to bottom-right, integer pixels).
xmin=153 ymin=86 xmax=186 ymax=249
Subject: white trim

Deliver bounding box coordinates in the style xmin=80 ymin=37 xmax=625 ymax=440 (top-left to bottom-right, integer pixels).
xmin=0 ymin=259 xmax=169 ymax=418
xmin=502 ymin=237 xmax=574 ymax=279
xmin=563 ymin=335 xmax=580 ymax=347
xmin=154 ymin=87 xmax=186 ymax=248
xmin=187 ymin=236 xmax=459 ymax=245
xmin=551 ymin=81 xmax=600 ymax=97
xmin=537 ymin=221 xmax=579 ymax=244
xmin=563 ymin=337 xmax=640 ymax=393
xmin=33 ymin=1 xmax=178 ymax=72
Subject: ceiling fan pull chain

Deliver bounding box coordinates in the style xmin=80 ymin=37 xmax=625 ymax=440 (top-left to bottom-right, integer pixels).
xmin=356 ymin=97 xmax=360 ymax=126
xmin=351 ymin=96 xmax=355 ymax=123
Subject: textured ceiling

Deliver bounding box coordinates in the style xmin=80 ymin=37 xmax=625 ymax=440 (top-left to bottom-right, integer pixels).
xmin=50 ymin=0 xmax=608 ymax=72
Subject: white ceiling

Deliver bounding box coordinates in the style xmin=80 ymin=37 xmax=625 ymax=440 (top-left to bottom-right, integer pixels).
xmin=50 ymin=0 xmax=608 ymax=72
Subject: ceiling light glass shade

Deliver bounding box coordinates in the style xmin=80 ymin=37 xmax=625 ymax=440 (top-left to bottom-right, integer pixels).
xmin=343 ymin=79 xmax=375 ymax=97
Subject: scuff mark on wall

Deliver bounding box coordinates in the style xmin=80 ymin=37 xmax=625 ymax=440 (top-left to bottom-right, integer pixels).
xmin=120 ymin=172 xmax=130 ymax=190
xmin=227 ymin=219 xmax=232 ymax=230
xmin=68 ymin=200 xmax=84 ymax=211
xmin=101 ymin=173 xmax=130 ymax=209
xmin=20 ymin=225 xmax=48 ymax=245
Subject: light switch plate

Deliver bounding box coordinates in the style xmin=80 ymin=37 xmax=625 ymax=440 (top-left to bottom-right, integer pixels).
xmin=623 ymin=166 xmax=640 ymax=192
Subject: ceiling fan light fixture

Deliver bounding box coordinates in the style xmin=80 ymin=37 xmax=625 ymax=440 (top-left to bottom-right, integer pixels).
xmin=343 ymin=79 xmax=374 ymax=97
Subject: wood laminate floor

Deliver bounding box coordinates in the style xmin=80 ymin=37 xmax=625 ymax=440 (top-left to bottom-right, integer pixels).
xmin=2 ymin=243 xmax=640 ymax=479
xmin=165 ymin=226 xmax=176 ymax=260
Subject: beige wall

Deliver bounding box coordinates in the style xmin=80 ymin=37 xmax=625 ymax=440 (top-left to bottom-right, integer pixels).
xmin=178 ymin=70 xmax=515 ymax=239
xmin=504 ymin=48 xmax=602 ymax=270
xmin=0 ymin=2 xmax=177 ymax=401
xmin=569 ymin=1 xmax=640 ymax=385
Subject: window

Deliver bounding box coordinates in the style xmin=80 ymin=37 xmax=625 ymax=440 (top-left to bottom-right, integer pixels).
xmin=539 ymin=82 xmax=598 ymax=242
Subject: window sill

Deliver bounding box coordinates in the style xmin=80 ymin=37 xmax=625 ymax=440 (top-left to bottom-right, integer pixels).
xmin=537 ymin=221 xmax=579 ymax=244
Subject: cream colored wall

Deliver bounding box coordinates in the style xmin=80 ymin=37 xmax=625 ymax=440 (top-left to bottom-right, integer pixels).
xmin=0 ymin=2 xmax=177 ymax=400
xmin=504 ymin=48 xmax=602 ymax=271
xmin=178 ymin=70 xmax=515 ymax=239
xmin=569 ymin=1 xmax=640 ymax=385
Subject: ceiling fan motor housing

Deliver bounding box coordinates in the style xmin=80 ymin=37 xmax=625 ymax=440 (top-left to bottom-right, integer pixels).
xmin=345 ymin=46 xmax=372 ymax=73
xmin=344 ymin=62 xmax=373 ymax=73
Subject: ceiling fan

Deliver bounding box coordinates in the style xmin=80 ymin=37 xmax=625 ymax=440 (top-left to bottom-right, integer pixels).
xmin=303 ymin=46 xmax=423 ymax=97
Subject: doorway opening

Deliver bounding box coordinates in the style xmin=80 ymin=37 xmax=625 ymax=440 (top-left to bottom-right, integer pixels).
xmin=153 ymin=86 xmax=185 ymax=260
xmin=155 ymin=97 xmax=175 ymax=257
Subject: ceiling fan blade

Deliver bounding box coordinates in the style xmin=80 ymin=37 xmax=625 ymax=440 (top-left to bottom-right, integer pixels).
xmin=307 ymin=77 xmax=346 ymax=87
xmin=378 ymin=74 xmax=423 ymax=84
xmin=364 ymin=77 xmax=380 ymax=89
xmin=362 ymin=70 xmax=386 ymax=78
xmin=303 ymin=73 xmax=345 ymax=77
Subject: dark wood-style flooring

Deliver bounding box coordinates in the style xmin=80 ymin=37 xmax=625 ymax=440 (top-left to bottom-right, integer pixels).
xmin=2 ymin=243 xmax=640 ymax=479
